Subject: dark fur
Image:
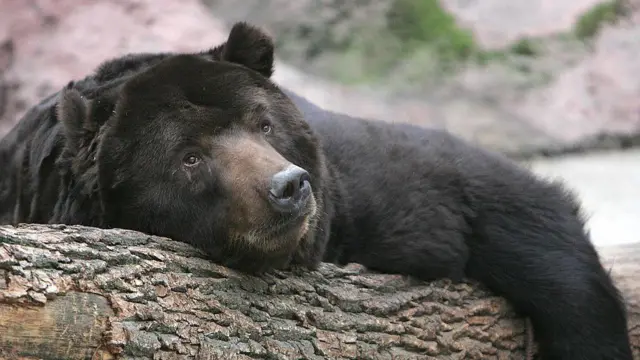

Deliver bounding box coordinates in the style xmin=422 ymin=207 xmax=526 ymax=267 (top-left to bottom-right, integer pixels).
xmin=0 ymin=22 xmax=632 ymax=359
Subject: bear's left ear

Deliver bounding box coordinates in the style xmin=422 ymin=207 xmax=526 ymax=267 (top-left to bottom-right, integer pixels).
xmin=214 ymin=22 xmax=275 ymax=78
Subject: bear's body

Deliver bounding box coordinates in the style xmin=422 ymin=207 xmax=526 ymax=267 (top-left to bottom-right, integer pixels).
xmin=0 ymin=23 xmax=633 ymax=359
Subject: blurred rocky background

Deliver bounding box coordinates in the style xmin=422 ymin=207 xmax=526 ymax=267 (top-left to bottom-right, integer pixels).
xmin=1 ymin=0 xmax=639 ymax=247
xmin=2 ymin=0 xmax=640 ymax=157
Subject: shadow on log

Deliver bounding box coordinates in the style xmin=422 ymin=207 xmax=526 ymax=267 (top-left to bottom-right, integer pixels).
xmin=0 ymin=224 xmax=638 ymax=359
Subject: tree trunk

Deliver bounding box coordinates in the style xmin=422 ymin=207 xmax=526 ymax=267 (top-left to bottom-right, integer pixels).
xmin=0 ymin=224 xmax=638 ymax=360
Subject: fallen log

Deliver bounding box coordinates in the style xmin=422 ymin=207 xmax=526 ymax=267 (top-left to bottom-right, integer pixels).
xmin=0 ymin=224 xmax=638 ymax=359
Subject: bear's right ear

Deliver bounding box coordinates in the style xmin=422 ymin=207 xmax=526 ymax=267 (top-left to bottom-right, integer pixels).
xmin=56 ymin=85 xmax=91 ymax=155
xmin=212 ymin=22 xmax=275 ymax=78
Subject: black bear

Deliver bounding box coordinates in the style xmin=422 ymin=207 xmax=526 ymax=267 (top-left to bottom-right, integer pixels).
xmin=0 ymin=22 xmax=632 ymax=359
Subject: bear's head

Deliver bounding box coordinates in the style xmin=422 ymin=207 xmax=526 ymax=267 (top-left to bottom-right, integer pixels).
xmin=55 ymin=23 xmax=330 ymax=272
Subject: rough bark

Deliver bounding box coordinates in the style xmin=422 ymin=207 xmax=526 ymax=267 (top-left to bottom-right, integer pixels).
xmin=0 ymin=224 xmax=637 ymax=360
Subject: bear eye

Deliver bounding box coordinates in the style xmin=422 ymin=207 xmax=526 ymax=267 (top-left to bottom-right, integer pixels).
xmin=183 ymin=153 xmax=201 ymax=167
xmin=260 ymin=119 xmax=272 ymax=134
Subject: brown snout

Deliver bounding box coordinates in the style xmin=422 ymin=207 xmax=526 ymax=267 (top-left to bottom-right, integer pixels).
xmin=217 ymin=133 xmax=313 ymax=228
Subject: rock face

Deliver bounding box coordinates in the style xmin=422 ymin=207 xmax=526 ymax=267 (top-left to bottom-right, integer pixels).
xmin=1 ymin=0 xmax=640 ymax=156
xmin=0 ymin=0 xmax=228 ymax=136
xmin=517 ymin=24 xmax=640 ymax=144
xmin=440 ymin=0 xmax=613 ymax=48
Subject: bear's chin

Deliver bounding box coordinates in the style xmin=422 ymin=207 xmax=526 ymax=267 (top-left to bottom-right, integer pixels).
xmin=220 ymin=217 xmax=316 ymax=273
xmin=244 ymin=195 xmax=318 ymax=255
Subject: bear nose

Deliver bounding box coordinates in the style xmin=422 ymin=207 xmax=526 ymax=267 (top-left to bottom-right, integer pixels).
xmin=268 ymin=165 xmax=312 ymax=213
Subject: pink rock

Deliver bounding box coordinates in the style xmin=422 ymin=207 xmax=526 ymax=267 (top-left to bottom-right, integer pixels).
xmin=517 ymin=24 xmax=640 ymax=143
xmin=440 ymin=0 xmax=611 ymax=49
xmin=0 ymin=0 xmax=229 ymax=136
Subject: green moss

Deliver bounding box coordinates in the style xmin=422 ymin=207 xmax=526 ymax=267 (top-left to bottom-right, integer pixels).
xmin=510 ymin=38 xmax=539 ymax=56
xmin=574 ymin=0 xmax=626 ymax=40
xmin=320 ymin=0 xmax=562 ymax=87
xmin=325 ymin=0 xmax=553 ymax=85
xmin=386 ymin=0 xmax=477 ymax=62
